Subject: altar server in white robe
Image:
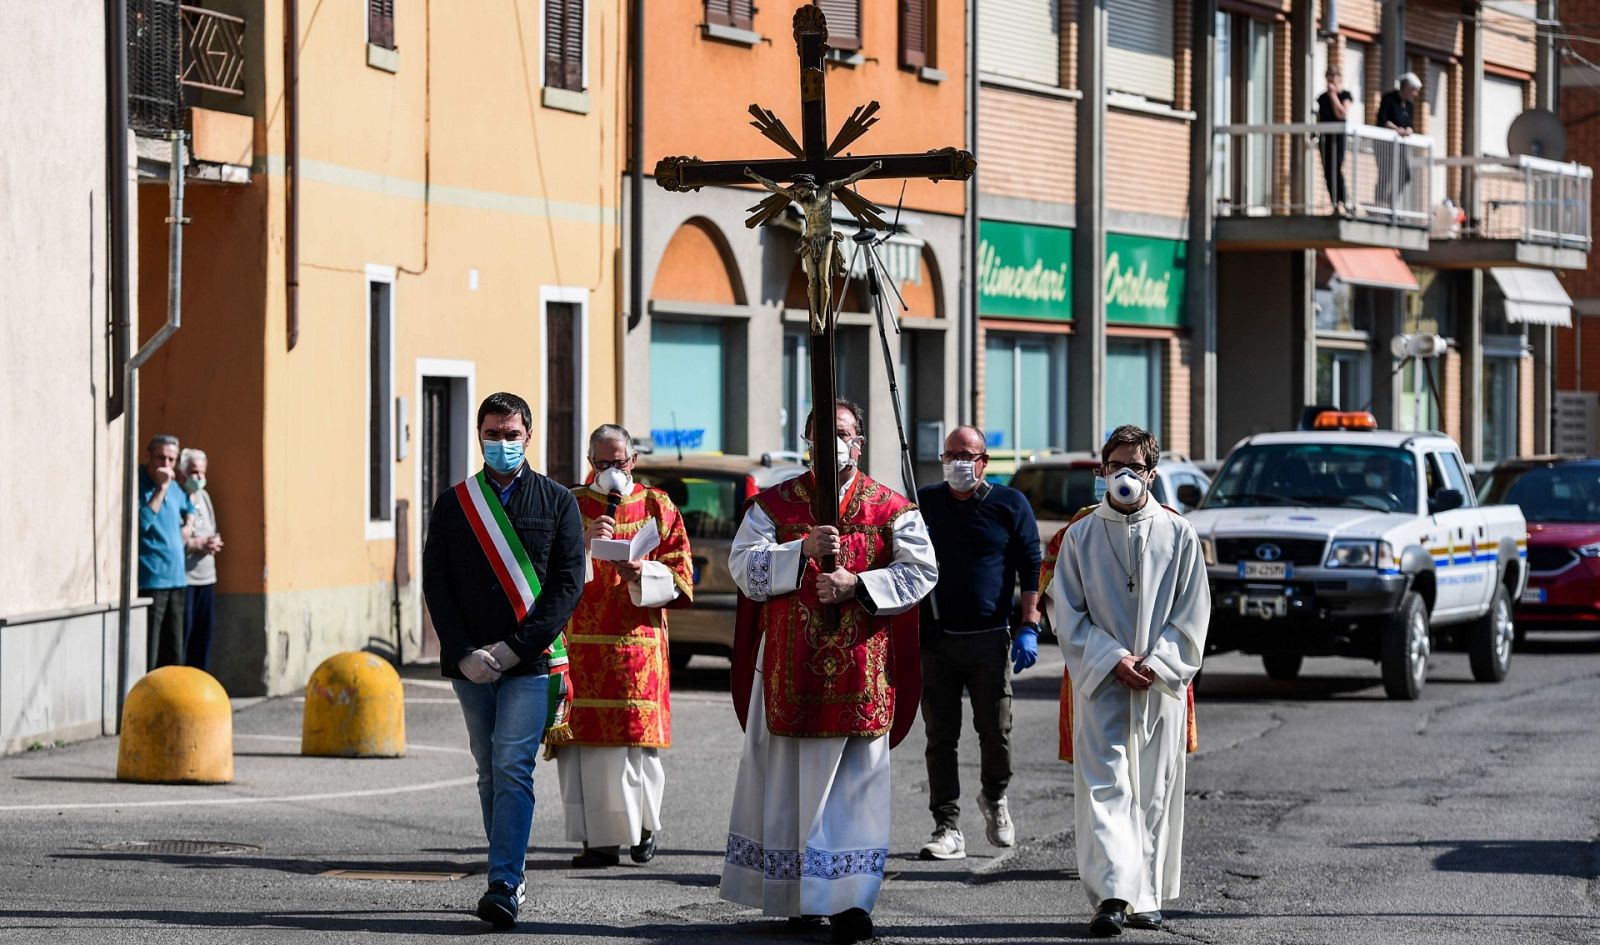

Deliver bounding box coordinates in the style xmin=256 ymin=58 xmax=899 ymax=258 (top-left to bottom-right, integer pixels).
xmin=1048 ymin=424 xmax=1209 ymax=937
xmin=720 ymin=401 xmax=938 ymax=945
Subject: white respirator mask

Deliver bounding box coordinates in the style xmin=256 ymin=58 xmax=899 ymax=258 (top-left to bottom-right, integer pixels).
xmin=807 ymin=436 xmax=858 ymax=472
xmin=594 ymin=466 xmax=633 ymax=496
xmin=942 ymin=460 xmax=982 ymax=492
xmin=1108 ymin=469 xmax=1147 ymax=506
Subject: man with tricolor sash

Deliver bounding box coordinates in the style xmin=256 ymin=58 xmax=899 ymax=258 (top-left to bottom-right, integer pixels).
xmin=548 ymin=423 xmax=694 ymax=869
xmin=1044 ymin=425 xmax=1209 ymax=937
xmin=719 ymin=400 xmax=939 ymax=945
xmin=421 ymin=392 xmax=586 ymax=930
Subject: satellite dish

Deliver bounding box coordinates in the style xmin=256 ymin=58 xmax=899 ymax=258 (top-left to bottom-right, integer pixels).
xmin=1507 ymin=109 xmax=1567 ymax=161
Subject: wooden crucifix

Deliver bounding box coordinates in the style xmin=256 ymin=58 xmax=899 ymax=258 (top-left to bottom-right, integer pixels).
xmin=656 ymin=4 xmax=975 ymax=573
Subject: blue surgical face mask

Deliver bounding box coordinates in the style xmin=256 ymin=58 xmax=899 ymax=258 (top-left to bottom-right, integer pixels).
xmin=1094 ymin=476 xmax=1108 ymax=503
xmin=482 ymin=438 xmax=525 ymax=474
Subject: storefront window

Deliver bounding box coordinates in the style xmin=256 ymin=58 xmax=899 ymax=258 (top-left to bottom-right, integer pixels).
xmin=1105 ymin=339 xmax=1164 ymax=440
xmin=781 ymin=325 xmax=870 ymax=454
xmin=651 ymin=320 xmax=725 ymax=453
xmin=985 ymin=332 xmax=1066 ymax=457
xmin=1397 ymin=358 xmax=1443 ymax=433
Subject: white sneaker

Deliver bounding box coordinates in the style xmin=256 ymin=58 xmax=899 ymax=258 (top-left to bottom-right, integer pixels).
xmin=514 ymin=881 xmax=527 ymax=905
xmin=919 ymin=826 xmax=966 ymax=860
xmin=976 ymin=793 xmax=1015 ymax=847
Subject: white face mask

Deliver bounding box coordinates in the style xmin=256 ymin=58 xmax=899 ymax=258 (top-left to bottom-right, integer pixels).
xmin=594 ymin=465 xmax=633 ymax=496
xmin=1108 ymin=469 xmax=1146 ymax=506
xmin=942 ymin=460 xmax=981 ymax=492
xmin=807 ymin=436 xmax=858 ymax=472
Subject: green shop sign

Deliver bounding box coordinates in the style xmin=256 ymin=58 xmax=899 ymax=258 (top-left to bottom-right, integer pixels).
xmin=978 ymin=220 xmax=1073 ymax=320
xmin=1104 ymin=232 xmax=1185 ymax=327
xmin=978 ymin=221 xmax=1188 ymax=327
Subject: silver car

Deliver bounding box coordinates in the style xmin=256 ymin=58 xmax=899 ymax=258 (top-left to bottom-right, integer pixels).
xmin=632 ymin=453 xmax=808 ymax=669
xmin=1010 ymin=451 xmax=1213 ymax=545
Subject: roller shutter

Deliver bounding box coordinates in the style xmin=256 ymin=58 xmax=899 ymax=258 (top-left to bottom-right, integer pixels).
xmin=978 ymin=0 xmax=1062 ymax=87
xmin=1106 ymin=0 xmax=1174 ymax=102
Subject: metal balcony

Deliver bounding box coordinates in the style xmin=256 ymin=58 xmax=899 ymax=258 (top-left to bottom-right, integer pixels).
xmin=128 ymin=1 xmax=247 ymax=135
xmin=1406 ymin=155 xmax=1592 ymax=270
xmin=1213 ymin=122 xmax=1433 ymax=251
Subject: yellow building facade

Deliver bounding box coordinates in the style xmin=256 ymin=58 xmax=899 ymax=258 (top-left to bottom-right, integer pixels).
xmin=136 ymin=0 xmax=623 ymax=695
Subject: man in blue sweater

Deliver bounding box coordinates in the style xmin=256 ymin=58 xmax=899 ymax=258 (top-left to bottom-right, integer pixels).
xmin=915 ymin=426 xmax=1043 ymax=860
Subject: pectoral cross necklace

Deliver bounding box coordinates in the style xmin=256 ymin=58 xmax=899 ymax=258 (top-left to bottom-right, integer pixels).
xmin=1102 ymin=519 xmax=1141 ymax=593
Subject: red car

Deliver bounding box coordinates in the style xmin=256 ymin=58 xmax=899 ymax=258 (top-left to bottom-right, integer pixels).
xmin=1479 ymin=457 xmax=1600 ymax=634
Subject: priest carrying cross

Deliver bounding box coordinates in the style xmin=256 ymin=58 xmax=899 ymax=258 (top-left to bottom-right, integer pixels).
xmin=654 ymin=6 xmax=970 ymax=943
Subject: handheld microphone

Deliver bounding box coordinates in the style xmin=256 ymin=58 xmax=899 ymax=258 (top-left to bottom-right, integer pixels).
xmin=605 ymin=491 xmax=622 ymax=519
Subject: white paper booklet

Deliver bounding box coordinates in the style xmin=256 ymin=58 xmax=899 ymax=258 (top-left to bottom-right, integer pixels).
xmin=590 ymin=518 xmax=660 ymax=562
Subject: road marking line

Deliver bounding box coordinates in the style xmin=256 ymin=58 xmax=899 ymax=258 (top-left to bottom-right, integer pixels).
xmin=234 ymin=734 xmax=471 ymax=755
xmin=0 ymin=777 xmax=475 ymax=813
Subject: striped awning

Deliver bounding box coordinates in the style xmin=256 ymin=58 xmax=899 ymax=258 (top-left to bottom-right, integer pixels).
xmin=1491 ymin=268 xmax=1573 ymax=327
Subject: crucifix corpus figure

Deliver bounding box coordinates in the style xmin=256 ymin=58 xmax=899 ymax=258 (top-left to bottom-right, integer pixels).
xmin=655 ymin=2 xmax=974 ymax=551
xmin=653 ymin=6 xmax=971 ymax=942
xmin=744 ymin=161 xmax=881 ymax=334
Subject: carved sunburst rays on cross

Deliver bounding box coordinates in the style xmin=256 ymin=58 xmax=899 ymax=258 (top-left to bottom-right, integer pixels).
xmin=741 ymin=100 xmax=891 ymax=232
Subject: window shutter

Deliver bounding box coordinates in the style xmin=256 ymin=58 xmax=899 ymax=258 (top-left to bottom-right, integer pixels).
xmin=545 ymin=0 xmax=585 ymax=91
xmin=707 ymin=0 xmax=755 ymax=30
xmin=1106 ymin=0 xmax=1174 ymax=102
xmin=900 ymin=0 xmax=929 ymax=69
xmin=817 ymin=0 xmax=861 ymax=51
xmin=977 ymin=0 xmax=1060 ymax=87
xmin=368 ymin=0 xmax=395 ymax=50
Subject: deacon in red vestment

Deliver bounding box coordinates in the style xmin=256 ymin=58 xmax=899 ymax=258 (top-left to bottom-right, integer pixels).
xmin=719 ymin=402 xmax=938 ymax=942
xmin=548 ymin=425 xmax=693 ymax=869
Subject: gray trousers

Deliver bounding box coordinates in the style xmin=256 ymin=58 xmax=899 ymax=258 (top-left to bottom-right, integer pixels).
xmin=920 ymin=628 xmax=1014 ymax=831
xmin=143 ymin=587 xmax=186 ymax=670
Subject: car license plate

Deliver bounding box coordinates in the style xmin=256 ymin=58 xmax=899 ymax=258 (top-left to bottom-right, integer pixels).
xmin=1521 ymin=587 xmax=1546 ymax=605
xmin=1239 ymin=596 xmax=1288 ymax=619
xmin=1239 ymin=561 xmax=1290 ymax=581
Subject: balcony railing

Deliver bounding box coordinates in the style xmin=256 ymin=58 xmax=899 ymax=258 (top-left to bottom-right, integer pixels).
xmin=128 ymin=0 xmax=246 ymax=134
xmin=1215 ymin=122 xmax=1434 ymax=228
xmin=1433 ymin=155 xmax=1592 ymax=250
xmin=180 ymin=5 xmax=246 ymax=97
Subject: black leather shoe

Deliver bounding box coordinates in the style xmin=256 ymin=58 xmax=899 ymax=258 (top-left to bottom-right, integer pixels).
xmin=784 ymin=915 xmax=824 ymax=931
xmin=829 ymin=907 xmax=874 ymax=943
xmin=475 ymin=880 xmax=519 ymax=929
xmin=570 ymin=845 xmax=620 ymax=869
xmin=1125 ymin=910 xmax=1163 ymax=930
xmin=630 ymin=829 xmax=656 ymax=863
xmin=1089 ymin=899 xmax=1127 ymax=937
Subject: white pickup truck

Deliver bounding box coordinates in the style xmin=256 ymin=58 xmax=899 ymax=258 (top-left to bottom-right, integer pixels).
xmin=1186 ymin=421 xmax=1528 ymax=699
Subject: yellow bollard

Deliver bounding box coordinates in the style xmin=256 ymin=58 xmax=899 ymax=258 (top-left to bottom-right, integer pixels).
xmin=300 ymin=652 xmax=406 ymax=758
xmin=116 ymin=666 xmax=234 ymax=784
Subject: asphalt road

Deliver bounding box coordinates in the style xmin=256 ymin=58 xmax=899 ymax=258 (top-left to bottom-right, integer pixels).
xmin=2 ymin=633 xmax=1597 ymax=944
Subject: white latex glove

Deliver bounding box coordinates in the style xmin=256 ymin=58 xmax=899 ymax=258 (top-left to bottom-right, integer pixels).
xmin=459 ymin=648 xmax=503 ymax=684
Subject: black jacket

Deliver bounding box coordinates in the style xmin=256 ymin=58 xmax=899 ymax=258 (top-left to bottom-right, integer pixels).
xmin=422 ymin=467 xmax=586 ymax=679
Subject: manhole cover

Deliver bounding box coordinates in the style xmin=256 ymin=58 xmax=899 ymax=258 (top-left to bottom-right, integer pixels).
xmin=97 ymin=840 xmax=262 ymax=855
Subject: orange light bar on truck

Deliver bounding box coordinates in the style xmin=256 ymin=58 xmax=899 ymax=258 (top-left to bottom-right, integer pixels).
xmin=1312 ymin=410 xmax=1378 ymax=431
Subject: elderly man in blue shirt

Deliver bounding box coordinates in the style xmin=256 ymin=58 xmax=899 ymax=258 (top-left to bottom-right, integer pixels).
xmin=139 ymin=434 xmax=196 ymax=670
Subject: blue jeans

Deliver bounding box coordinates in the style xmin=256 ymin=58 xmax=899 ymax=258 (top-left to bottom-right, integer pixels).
xmin=453 ymin=674 xmax=549 ymax=887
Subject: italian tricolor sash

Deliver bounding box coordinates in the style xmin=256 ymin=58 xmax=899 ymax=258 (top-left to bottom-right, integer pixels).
xmin=454 ymin=470 xmax=572 ymax=734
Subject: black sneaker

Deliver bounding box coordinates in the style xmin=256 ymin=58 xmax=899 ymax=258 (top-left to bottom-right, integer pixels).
xmin=476 ymin=880 xmax=519 ymax=929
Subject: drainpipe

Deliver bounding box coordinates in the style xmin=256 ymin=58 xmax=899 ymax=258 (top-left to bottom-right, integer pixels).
xmin=106 ymin=0 xmax=130 ymax=422
xmin=622 ymin=0 xmax=644 ymax=422
xmin=285 ymin=0 xmax=300 ymax=350
xmin=116 ymin=132 xmax=189 ymax=723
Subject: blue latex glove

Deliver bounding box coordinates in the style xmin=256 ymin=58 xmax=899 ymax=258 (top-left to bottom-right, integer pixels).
xmin=1011 ymin=625 xmax=1039 ymax=674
